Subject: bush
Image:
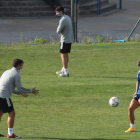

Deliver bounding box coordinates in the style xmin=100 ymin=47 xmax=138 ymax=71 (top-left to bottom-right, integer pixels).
xmin=34 ymin=37 xmax=47 ymax=44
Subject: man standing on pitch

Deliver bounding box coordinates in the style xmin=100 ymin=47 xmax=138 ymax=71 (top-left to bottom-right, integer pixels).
xmin=55 ymin=6 xmax=74 ymax=77
xmin=0 ymin=59 xmax=39 ymax=138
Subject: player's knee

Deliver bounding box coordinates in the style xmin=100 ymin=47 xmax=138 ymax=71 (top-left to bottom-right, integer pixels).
xmin=9 ymin=110 xmax=16 ymax=117
xmin=12 ymin=110 xmax=16 ymax=117
xmin=128 ymin=106 xmax=134 ymax=112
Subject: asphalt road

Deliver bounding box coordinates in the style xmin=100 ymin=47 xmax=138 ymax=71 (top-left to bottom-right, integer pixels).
xmin=0 ymin=0 xmax=140 ymax=44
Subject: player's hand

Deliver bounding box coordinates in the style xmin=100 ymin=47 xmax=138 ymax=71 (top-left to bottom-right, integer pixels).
xmin=32 ymin=87 xmax=39 ymax=95
xmin=133 ymin=93 xmax=136 ymax=97
xmin=21 ymin=92 xmax=28 ymax=97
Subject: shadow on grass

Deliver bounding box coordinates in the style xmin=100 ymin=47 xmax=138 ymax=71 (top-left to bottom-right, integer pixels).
xmin=23 ymin=137 xmax=125 ymax=140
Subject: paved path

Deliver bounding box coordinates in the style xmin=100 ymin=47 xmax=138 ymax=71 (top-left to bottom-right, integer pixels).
xmin=0 ymin=0 xmax=140 ymax=44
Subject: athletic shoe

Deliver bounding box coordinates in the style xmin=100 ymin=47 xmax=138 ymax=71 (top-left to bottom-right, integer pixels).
xmin=0 ymin=134 xmax=4 ymax=137
xmin=56 ymin=71 xmax=63 ymax=75
xmin=7 ymin=133 xmax=21 ymax=138
xmin=125 ymin=127 xmax=135 ymax=132
xmin=59 ymin=73 xmax=69 ymax=77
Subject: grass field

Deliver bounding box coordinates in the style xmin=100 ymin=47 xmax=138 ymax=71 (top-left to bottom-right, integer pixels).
xmin=0 ymin=42 xmax=140 ymax=140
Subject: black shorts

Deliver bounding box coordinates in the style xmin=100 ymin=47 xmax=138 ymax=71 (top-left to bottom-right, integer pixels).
xmin=133 ymin=94 xmax=140 ymax=101
xmin=0 ymin=98 xmax=14 ymax=113
xmin=60 ymin=42 xmax=71 ymax=53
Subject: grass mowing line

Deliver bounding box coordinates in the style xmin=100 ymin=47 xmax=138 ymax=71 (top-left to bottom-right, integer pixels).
xmin=0 ymin=47 xmax=140 ymax=55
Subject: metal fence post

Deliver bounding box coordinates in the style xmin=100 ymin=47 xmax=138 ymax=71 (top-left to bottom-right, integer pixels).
xmin=119 ymin=0 xmax=122 ymax=9
xmin=99 ymin=0 xmax=101 ymax=15
xmin=75 ymin=0 xmax=78 ymax=43
xmin=71 ymin=0 xmax=75 ymax=42
xmin=127 ymin=18 xmax=140 ymax=41
xmin=97 ymin=0 xmax=99 ymax=15
xmin=97 ymin=0 xmax=101 ymax=15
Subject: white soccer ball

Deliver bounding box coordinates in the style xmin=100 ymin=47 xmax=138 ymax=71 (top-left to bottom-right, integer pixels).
xmin=109 ymin=97 xmax=120 ymax=107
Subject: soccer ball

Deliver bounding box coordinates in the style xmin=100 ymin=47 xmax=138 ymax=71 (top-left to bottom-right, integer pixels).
xmin=109 ymin=97 xmax=120 ymax=107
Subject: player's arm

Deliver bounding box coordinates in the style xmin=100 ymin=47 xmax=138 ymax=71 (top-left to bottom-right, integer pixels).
xmin=56 ymin=19 xmax=66 ymax=34
xmin=21 ymin=92 xmax=28 ymax=97
xmin=13 ymin=89 xmax=28 ymax=97
xmin=15 ymin=74 xmax=32 ymax=93
xmin=13 ymin=89 xmax=21 ymax=95
xmin=14 ymin=73 xmax=39 ymax=95
xmin=134 ymin=72 xmax=140 ymax=96
xmin=134 ymin=81 xmax=139 ymax=95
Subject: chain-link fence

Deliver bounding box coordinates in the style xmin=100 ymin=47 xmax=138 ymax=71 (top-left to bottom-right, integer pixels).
xmin=77 ymin=0 xmax=140 ymax=43
xmin=0 ymin=0 xmax=140 ymax=44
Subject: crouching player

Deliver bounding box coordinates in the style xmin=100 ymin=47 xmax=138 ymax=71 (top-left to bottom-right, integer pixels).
xmin=0 ymin=59 xmax=39 ymax=138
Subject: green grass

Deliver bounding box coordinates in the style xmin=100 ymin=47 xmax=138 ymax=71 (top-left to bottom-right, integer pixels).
xmin=0 ymin=42 xmax=140 ymax=139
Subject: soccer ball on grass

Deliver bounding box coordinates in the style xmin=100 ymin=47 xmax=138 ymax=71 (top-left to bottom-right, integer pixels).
xmin=109 ymin=97 xmax=120 ymax=107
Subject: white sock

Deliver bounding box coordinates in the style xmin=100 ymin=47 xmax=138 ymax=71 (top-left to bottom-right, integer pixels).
xmin=64 ymin=68 xmax=69 ymax=75
xmin=8 ymin=128 xmax=13 ymax=136
xmin=130 ymin=123 xmax=135 ymax=128
xmin=61 ymin=67 xmax=64 ymax=72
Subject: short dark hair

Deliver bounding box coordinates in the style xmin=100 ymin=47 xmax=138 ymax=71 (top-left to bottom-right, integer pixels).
xmin=137 ymin=60 xmax=140 ymax=66
xmin=13 ymin=59 xmax=24 ymax=67
xmin=55 ymin=6 xmax=64 ymax=13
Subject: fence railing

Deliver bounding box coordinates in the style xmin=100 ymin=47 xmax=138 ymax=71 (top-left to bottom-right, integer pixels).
xmin=97 ymin=0 xmax=122 ymax=16
xmin=72 ymin=0 xmax=123 ymax=42
xmin=1 ymin=0 xmax=140 ymax=44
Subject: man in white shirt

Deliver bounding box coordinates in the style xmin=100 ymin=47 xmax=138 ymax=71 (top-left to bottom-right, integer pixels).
xmin=0 ymin=59 xmax=39 ymax=138
xmin=55 ymin=6 xmax=74 ymax=77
